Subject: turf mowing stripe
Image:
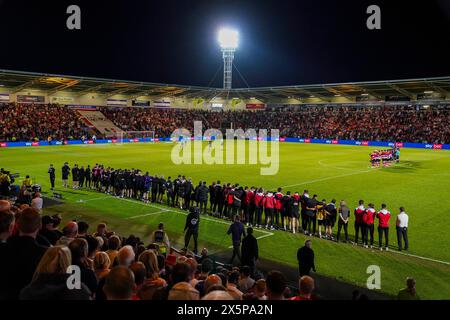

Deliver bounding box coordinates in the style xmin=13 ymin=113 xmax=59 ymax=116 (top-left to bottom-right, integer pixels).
xmin=280 ymin=168 xmax=376 ymax=188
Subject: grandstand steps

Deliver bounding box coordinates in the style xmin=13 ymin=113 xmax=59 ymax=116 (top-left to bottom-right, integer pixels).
xmin=76 ymin=109 xmax=123 ymax=138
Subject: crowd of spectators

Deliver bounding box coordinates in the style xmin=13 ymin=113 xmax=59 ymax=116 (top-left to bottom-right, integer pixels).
xmin=101 ymin=105 xmax=450 ymax=144
xmin=0 ymin=103 xmax=88 ymax=142
xmin=0 ymin=200 xmax=329 ymax=300
xmin=1 ymin=103 xmax=448 ymax=144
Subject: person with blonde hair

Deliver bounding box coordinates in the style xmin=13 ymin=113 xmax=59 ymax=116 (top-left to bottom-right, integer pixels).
xmin=20 ymin=246 xmax=91 ymax=300
xmin=137 ymin=250 xmax=167 ymax=300
xmin=93 ymin=251 xmax=111 ymax=280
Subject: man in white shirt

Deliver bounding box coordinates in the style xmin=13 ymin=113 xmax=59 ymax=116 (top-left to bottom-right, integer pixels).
xmin=396 ymin=207 xmax=409 ymax=251
xmin=31 ymin=193 xmax=43 ymax=212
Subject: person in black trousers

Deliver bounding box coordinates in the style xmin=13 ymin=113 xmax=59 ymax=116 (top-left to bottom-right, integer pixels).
xmin=337 ymin=201 xmax=350 ymax=242
xmin=241 ymin=227 xmax=259 ymax=274
xmin=48 ymin=164 xmax=56 ymax=190
xmin=227 ymin=215 xmax=246 ymax=265
xmin=184 ymin=207 xmax=200 ymax=254
xmin=297 ymin=240 xmax=316 ymax=277
xmin=396 ymin=207 xmax=409 ymax=251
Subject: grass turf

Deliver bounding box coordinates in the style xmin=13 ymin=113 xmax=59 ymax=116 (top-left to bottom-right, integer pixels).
xmin=2 ymin=141 xmax=450 ymax=299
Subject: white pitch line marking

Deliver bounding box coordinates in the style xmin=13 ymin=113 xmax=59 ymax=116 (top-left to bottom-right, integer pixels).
xmin=127 ymin=209 xmax=170 ymax=219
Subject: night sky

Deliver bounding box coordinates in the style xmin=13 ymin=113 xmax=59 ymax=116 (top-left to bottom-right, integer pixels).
xmin=0 ymin=0 xmax=449 ymax=87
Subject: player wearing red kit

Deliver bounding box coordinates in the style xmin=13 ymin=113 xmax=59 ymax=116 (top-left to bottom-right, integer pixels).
xmin=377 ymin=203 xmax=391 ymax=251
xmin=363 ymin=203 xmax=376 ymax=248
xmin=274 ymin=188 xmax=283 ymax=230
xmin=254 ymin=188 xmax=264 ymax=228
xmin=245 ymin=187 xmax=255 ymax=226
xmin=263 ymin=192 xmax=275 ymax=230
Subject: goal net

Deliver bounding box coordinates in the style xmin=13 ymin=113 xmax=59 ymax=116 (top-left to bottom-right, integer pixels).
xmin=116 ymin=131 xmax=155 ymax=144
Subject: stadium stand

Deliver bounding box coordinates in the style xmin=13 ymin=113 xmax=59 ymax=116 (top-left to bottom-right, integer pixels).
xmin=1 ymin=103 xmax=448 ymax=144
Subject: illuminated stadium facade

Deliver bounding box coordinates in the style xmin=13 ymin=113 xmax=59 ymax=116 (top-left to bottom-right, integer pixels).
xmin=0 ymin=69 xmax=449 ymax=109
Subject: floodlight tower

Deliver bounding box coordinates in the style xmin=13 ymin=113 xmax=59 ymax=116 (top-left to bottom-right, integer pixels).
xmin=218 ymin=28 xmax=239 ymax=90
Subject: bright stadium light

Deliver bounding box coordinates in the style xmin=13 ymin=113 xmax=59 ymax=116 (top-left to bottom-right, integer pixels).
xmin=218 ymin=28 xmax=239 ymax=49
xmin=218 ymin=28 xmax=239 ymax=90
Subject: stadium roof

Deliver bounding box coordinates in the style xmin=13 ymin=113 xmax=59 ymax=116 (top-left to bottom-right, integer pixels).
xmin=0 ymin=69 xmax=449 ymax=102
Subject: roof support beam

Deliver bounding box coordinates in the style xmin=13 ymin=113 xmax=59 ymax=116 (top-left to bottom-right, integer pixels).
xmin=322 ymin=86 xmax=354 ymax=101
xmin=103 ymin=85 xmax=142 ymax=98
xmin=10 ymin=77 xmax=46 ymax=93
xmin=425 ymin=81 xmax=449 ymax=96
xmin=294 ymin=88 xmax=330 ymax=102
xmin=386 ymin=83 xmax=415 ymax=99
xmin=47 ymin=80 xmax=80 ymax=95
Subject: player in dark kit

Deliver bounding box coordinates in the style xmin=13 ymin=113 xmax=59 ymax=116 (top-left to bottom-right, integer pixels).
xmin=61 ymin=162 xmax=70 ymax=188
xmin=85 ymin=165 xmax=91 ymax=189
xmin=354 ymin=200 xmax=366 ymax=245
xmin=183 ymin=207 xmax=200 ymax=254
xmin=48 ymin=164 xmax=56 ymax=190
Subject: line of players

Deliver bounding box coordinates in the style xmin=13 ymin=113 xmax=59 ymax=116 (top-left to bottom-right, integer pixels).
xmin=50 ymin=162 xmax=408 ymax=251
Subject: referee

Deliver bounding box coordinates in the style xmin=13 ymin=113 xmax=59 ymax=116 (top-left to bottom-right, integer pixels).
xmin=396 ymin=207 xmax=409 ymax=251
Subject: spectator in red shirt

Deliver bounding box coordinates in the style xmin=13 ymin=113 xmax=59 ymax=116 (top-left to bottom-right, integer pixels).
xmin=291 ymin=276 xmax=315 ymax=300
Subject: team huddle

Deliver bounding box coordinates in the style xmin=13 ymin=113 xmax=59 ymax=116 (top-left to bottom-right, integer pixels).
xmin=370 ymin=147 xmax=400 ymax=167
xmin=50 ymin=162 xmax=410 ymax=252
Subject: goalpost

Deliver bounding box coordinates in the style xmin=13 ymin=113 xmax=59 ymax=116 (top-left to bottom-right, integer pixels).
xmin=116 ymin=130 xmax=155 ymax=145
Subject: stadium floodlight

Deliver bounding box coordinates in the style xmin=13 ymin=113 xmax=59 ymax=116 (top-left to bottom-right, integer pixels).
xmin=218 ymin=28 xmax=239 ymax=49
xmin=218 ymin=28 xmax=239 ymax=90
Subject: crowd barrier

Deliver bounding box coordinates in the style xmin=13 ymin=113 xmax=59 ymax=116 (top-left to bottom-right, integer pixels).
xmin=1 ymin=137 xmax=449 ymax=150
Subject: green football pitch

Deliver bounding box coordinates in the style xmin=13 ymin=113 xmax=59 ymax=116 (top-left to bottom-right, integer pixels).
xmin=2 ymin=142 xmax=450 ymax=299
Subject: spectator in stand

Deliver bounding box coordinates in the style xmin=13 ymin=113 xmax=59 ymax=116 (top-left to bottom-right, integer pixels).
xmin=265 ymin=270 xmax=287 ymax=300
xmin=31 ymin=192 xmax=43 ymax=212
xmin=138 ymin=250 xmax=168 ymax=300
xmin=20 ymin=246 xmax=91 ymax=300
xmin=103 ymin=266 xmax=135 ymax=300
xmin=397 ymin=277 xmax=420 ymax=300
xmin=226 ymin=270 xmax=243 ymax=300
xmin=168 ymin=282 xmax=200 ymax=300
xmin=56 ymin=221 xmax=78 ymax=246
xmin=291 ymin=276 xmax=315 ymax=300
xmin=39 ymin=215 xmax=60 ymax=245
xmin=238 ymin=266 xmax=255 ymax=294
xmin=153 ymin=262 xmax=191 ymax=300
xmin=93 ymin=251 xmax=111 ymax=280
xmin=0 ymin=211 xmax=15 ymax=299
xmin=202 ymin=290 xmax=233 ymax=300
xmin=68 ymin=238 xmax=98 ymax=295
xmin=129 ymin=261 xmax=147 ymax=300
xmin=3 ymin=208 xmax=47 ymax=299
xmin=116 ymin=245 xmax=136 ymax=267
xmin=76 ymin=221 xmax=89 ymax=238
xmin=297 ymin=240 xmax=316 ymax=277
xmin=105 ymin=235 xmax=121 ymax=264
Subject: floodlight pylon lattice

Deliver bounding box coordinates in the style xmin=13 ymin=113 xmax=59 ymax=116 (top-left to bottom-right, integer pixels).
xmin=222 ymin=48 xmax=235 ymax=90
xmin=218 ymin=28 xmax=239 ymax=90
